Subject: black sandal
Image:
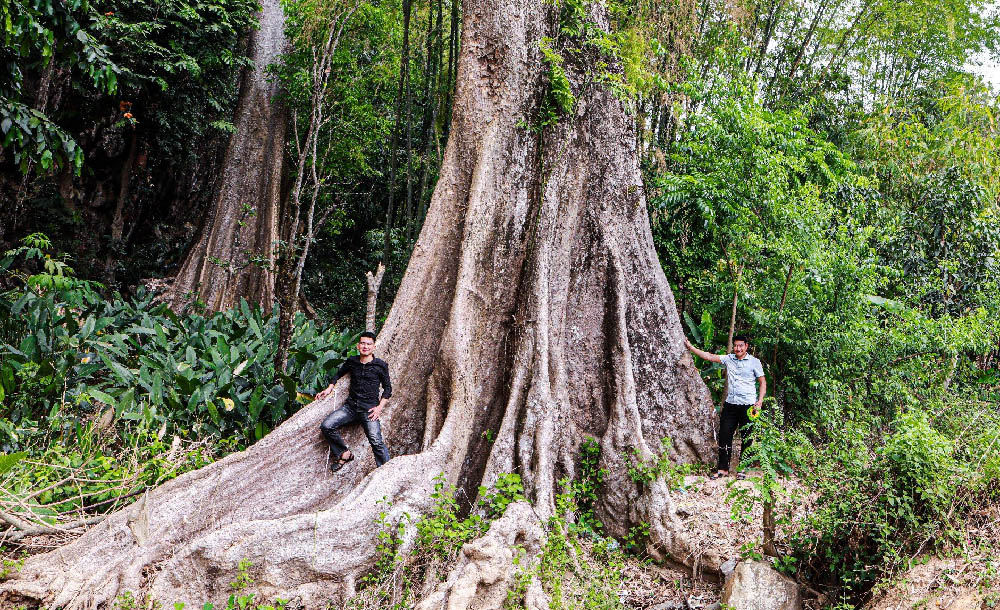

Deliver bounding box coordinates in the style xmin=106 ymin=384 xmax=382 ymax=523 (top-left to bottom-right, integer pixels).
xmin=330 ymin=452 xmax=354 ymax=473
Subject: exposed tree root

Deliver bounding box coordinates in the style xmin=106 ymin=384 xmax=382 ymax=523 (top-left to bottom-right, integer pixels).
xmin=415 ymin=501 xmax=548 ymax=610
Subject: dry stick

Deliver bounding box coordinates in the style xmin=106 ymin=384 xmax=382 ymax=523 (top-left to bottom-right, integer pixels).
xmin=62 ymin=487 xmax=148 ymax=515
xmin=750 ymin=0 xmax=788 ymax=78
xmin=15 ymin=474 xmax=75 ymax=502
xmin=0 ymin=511 xmax=106 ymax=542
xmin=365 ymin=263 xmax=386 ymax=332
xmin=763 ymin=2 xmax=805 ymax=97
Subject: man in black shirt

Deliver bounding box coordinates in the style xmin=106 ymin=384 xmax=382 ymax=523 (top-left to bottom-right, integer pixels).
xmin=316 ymin=331 xmax=392 ymax=471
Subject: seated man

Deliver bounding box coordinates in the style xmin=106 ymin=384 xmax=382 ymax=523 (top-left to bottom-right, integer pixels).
xmin=315 ymin=331 xmax=391 ymax=472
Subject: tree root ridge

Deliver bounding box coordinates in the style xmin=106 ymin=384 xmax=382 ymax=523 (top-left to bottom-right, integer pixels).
xmin=415 ymin=501 xmax=547 ymax=610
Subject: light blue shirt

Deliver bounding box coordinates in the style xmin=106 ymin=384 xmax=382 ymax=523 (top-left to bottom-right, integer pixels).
xmin=719 ymin=353 xmax=764 ymax=405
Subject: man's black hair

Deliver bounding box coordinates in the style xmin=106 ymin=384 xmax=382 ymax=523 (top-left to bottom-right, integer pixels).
xmin=733 ymin=334 xmax=750 ymax=344
xmin=359 ymin=331 xmax=377 ymax=341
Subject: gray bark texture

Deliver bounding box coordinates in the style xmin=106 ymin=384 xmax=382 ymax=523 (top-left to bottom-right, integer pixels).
xmin=1 ymin=0 xmax=717 ymax=607
xmin=161 ymin=0 xmax=288 ymax=313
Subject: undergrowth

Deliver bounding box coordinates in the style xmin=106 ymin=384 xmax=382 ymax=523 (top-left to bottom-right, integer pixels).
xmin=0 ymin=233 xmax=356 ymax=540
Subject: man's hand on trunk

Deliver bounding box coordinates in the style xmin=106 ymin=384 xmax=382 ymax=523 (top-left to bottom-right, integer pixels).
xmin=315 ymin=383 xmax=335 ymax=401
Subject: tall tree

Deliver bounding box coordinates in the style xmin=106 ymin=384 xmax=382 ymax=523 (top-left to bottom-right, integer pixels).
xmin=161 ymin=0 xmax=288 ymax=313
xmin=1 ymin=0 xmax=716 ymax=607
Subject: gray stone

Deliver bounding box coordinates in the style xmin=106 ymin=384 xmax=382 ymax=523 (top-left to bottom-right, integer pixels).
xmin=720 ymin=558 xmax=738 ymax=577
xmin=721 ymin=561 xmax=802 ymax=610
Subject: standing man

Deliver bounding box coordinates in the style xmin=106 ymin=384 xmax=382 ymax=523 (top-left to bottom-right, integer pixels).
xmin=684 ymin=334 xmax=766 ymax=479
xmin=316 ymin=331 xmax=392 ymax=472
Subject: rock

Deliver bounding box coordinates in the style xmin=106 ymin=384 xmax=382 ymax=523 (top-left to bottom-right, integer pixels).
xmin=649 ymin=603 xmax=684 ymax=610
xmin=721 ymin=561 xmax=802 ymax=610
xmin=862 ymin=558 xmax=985 ymax=610
xmin=720 ymin=558 xmax=738 ymax=577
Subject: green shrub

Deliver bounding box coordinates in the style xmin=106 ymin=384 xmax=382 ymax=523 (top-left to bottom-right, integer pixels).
xmin=0 ymin=263 xmax=355 ymax=452
xmin=883 ymin=410 xmax=956 ymax=512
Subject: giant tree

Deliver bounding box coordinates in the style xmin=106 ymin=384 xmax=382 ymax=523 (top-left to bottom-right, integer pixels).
xmin=2 ymin=0 xmax=717 ymax=607
xmin=161 ymin=0 xmax=288 ymax=313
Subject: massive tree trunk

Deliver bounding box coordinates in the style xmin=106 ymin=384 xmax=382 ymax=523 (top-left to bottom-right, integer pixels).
xmin=161 ymin=0 xmax=287 ymax=313
xmin=1 ymin=0 xmax=716 ymax=607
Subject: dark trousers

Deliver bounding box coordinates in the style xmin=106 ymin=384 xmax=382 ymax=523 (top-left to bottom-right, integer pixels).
xmin=717 ymin=401 xmax=753 ymax=472
xmin=320 ymin=401 xmax=390 ymax=467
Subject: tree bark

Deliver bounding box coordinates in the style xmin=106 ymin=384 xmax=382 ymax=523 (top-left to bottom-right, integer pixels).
xmin=2 ymin=1 xmax=716 ymax=607
xmin=161 ymin=0 xmax=288 ymax=313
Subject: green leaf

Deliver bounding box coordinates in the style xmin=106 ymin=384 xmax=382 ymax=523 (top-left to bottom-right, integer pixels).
xmin=118 ymin=388 xmax=135 ymax=413
xmin=684 ymin=311 xmax=703 ymax=344
xmin=19 ymin=335 xmax=38 ymax=361
xmin=152 ymin=372 xmax=163 ymax=405
xmin=98 ymin=351 xmax=134 ymax=384
xmin=864 ymin=294 xmax=906 ymax=313
xmin=233 ymin=359 xmax=248 ymax=376
xmin=89 ymin=388 xmax=118 ymax=408
xmin=248 ymin=386 xmax=264 ymax=420
xmin=0 ymin=364 xmax=13 ymax=391
xmin=205 ymin=399 xmax=221 ymax=426
xmin=0 ymin=452 xmax=26 ymax=477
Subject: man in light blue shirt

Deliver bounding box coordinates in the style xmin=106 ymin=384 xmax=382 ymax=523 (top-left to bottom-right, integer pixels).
xmin=684 ymin=334 xmax=766 ymax=479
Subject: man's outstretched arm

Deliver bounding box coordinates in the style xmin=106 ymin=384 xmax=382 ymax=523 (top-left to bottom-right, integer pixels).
xmin=684 ymin=338 xmax=723 ymax=363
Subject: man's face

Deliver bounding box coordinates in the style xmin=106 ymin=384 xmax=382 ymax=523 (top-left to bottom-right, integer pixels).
xmin=358 ymin=337 xmax=375 ymax=356
xmin=733 ymin=340 xmax=748 ymax=358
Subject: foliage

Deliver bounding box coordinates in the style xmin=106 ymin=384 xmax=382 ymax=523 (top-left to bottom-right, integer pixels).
xmin=538 ymin=36 xmax=576 ymax=126
xmin=109 ymin=559 xmax=289 ymax=610
xmin=529 ymin=482 xmax=627 ymax=610
xmin=478 ymin=472 xmax=526 ymax=519
xmin=688 ymin=0 xmax=1000 ymax=105
xmin=1 ymin=0 xmax=257 ymax=176
xmin=89 ymin=0 xmax=259 ymax=159
xmin=653 ymin=51 xmax=1000 ymax=601
xmin=1 ymin=234 xmax=356 ymax=452
xmin=414 ymin=473 xmax=486 ymax=560
xmin=347 ymin=472 xmax=528 ymax=609
xmin=569 ymin=437 xmax=605 ymax=533
xmin=1 ymin=0 xmax=117 ymax=173
xmin=1 ymin=425 xmax=215 ymax=526
xmin=625 ymin=436 xmax=701 ymax=490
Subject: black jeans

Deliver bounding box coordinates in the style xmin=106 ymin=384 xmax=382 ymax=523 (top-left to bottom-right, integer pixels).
xmin=320 ymin=401 xmax=390 ymax=467
xmin=717 ymin=401 xmax=754 ymax=472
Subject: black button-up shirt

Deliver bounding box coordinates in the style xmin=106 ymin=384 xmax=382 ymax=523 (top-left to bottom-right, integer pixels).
xmin=331 ymin=355 xmax=392 ymax=408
